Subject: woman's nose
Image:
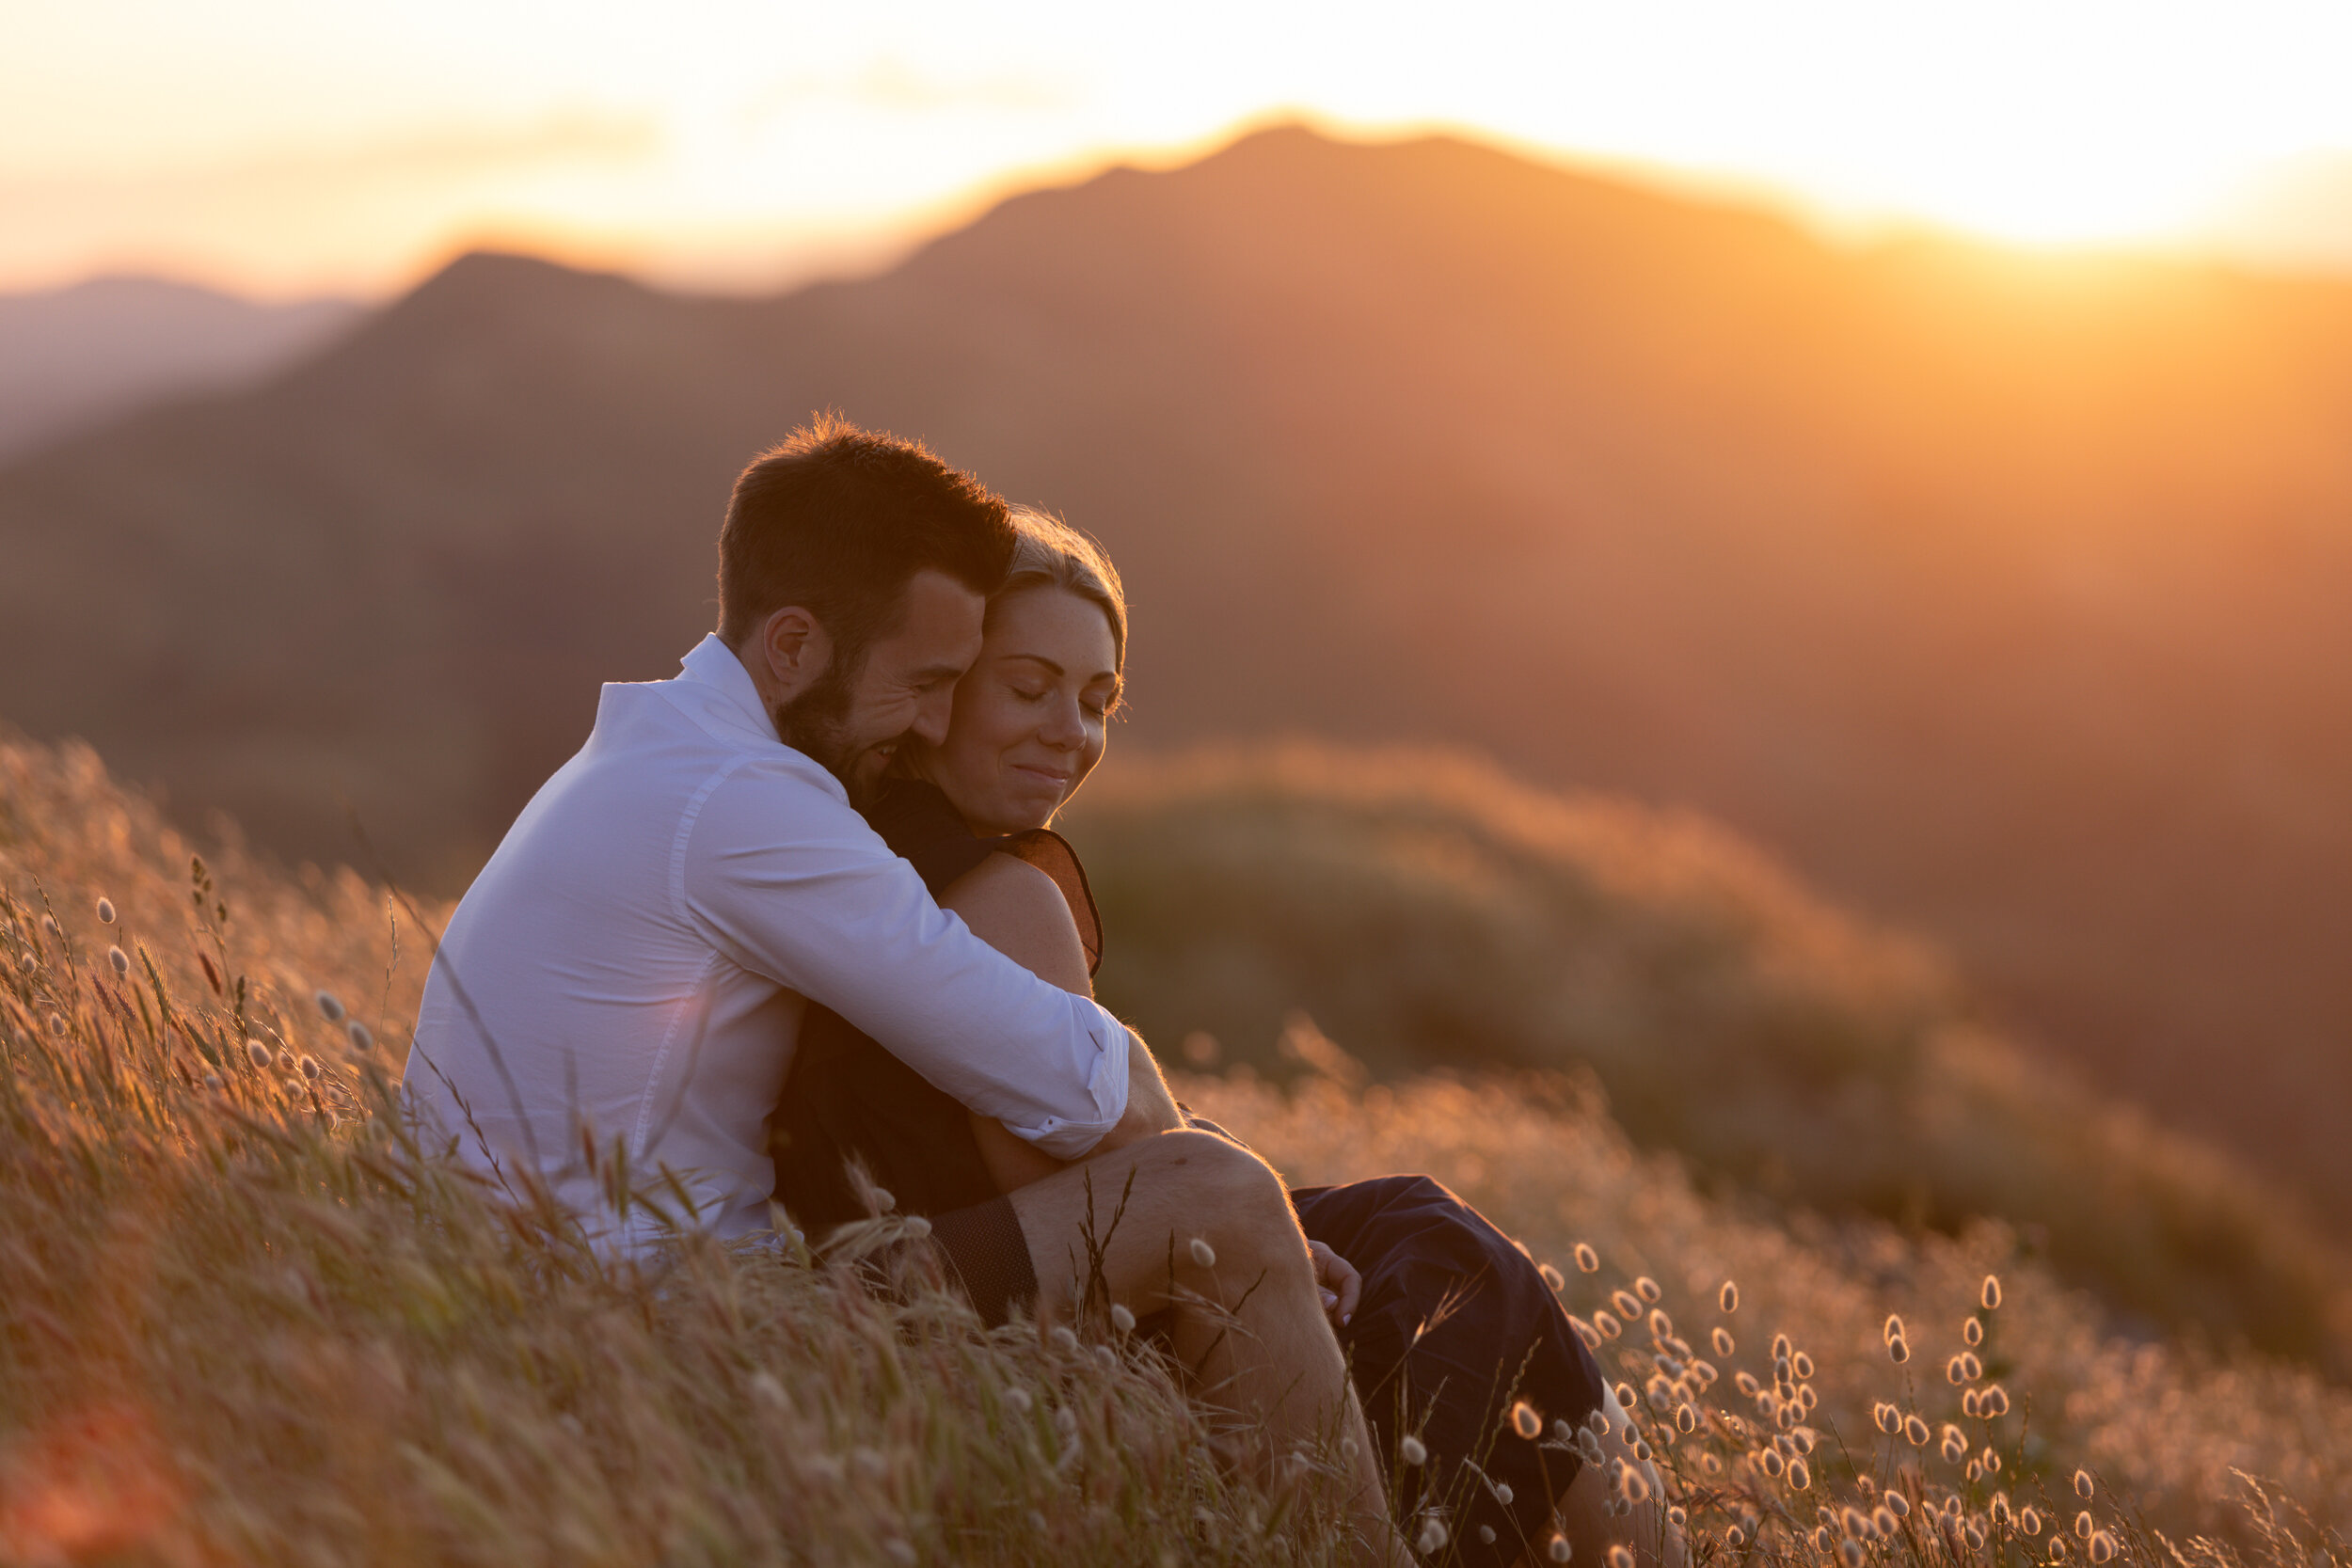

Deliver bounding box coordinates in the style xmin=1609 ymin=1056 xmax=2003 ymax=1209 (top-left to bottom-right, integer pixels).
xmin=1038 ymin=696 xmax=1085 ymax=748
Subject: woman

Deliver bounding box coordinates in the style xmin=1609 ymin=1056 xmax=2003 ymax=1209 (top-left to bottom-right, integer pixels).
xmin=774 ymin=512 xmax=1663 ymax=1568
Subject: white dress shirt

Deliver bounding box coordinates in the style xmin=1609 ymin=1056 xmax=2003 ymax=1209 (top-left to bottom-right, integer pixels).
xmin=401 ymin=633 xmax=1131 ymax=1251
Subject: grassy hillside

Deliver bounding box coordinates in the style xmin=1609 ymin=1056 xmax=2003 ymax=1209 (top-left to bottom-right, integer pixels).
xmin=7 ymin=735 xmax=2351 ymax=1563
xmin=8 ymin=125 xmax=2352 ymax=1216
xmin=1069 ymin=744 xmax=2352 ymax=1368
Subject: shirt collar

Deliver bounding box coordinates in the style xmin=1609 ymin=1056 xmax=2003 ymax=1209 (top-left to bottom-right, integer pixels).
xmin=675 ymin=632 xmax=781 ymax=745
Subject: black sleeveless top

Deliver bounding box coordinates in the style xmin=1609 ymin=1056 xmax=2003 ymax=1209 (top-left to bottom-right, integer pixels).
xmin=769 ymin=778 xmax=1102 ymax=1234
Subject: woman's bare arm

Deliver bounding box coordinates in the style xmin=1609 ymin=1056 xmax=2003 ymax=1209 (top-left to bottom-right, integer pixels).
xmin=939 ymin=854 xmax=1182 ymax=1191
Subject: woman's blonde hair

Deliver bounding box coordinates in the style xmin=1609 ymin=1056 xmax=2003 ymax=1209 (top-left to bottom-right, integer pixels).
xmin=996 ymin=507 xmax=1128 ymax=671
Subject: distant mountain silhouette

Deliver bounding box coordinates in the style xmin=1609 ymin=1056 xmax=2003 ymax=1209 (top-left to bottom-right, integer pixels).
xmin=5 ymin=125 xmax=2351 ymax=1212
xmin=0 ymin=277 xmax=358 ymax=461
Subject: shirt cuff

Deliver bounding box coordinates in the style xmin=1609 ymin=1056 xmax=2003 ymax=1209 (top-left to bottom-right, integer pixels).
xmin=1006 ymin=1001 xmax=1132 ymax=1160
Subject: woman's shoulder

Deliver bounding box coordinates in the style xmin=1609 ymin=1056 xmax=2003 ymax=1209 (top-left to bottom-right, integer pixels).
xmin=865 ymin=778 xmax=1103 ymax=974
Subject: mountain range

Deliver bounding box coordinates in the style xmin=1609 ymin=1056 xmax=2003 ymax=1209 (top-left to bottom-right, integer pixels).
xmin=5 ymin=124 xmax=2351 ymax=1214
xmin=0 ymin=276 xmax=358 ymax=462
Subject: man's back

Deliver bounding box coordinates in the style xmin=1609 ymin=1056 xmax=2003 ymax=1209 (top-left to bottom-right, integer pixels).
xmin=404 ymin=635 xmax=1130 ymax=1252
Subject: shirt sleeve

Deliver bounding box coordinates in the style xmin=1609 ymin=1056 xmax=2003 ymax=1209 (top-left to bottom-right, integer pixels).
xmin=680 ymin=760 xmax=1131 ymax=1159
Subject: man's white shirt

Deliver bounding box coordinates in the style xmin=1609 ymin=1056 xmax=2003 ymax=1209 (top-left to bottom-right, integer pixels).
xmin=401 ymin=633 xmax=1131 ymax=1251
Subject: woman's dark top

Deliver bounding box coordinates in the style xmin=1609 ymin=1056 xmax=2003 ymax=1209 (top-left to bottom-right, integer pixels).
xmin=770 ymin=778 xmax=1101 ymax=1235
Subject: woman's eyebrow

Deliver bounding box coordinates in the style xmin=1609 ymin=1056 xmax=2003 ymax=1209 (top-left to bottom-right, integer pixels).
xmin=1003 ymin=651 xmax=1120 ymax=685
xmin=999 ymin=652 xmax=1065 ymax=676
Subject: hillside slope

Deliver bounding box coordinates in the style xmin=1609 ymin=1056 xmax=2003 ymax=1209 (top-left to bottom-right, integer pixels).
xmin=4 ymin=126 xmax=2352 ymax=1211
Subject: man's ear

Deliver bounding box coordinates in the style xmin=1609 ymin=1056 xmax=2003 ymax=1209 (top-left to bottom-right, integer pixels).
xmin=755 ymin=605 xmax=834 ymax=702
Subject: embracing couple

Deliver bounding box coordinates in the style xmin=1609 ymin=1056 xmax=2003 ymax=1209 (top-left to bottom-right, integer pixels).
xmin=403 ymin=420 xmax=1674 ymax=1567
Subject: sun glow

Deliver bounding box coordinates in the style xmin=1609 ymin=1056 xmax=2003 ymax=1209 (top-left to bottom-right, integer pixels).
xmin=4 ymin=0 xmax=2350 ymax=297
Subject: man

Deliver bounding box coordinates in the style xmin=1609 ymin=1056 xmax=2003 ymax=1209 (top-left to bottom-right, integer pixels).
xmin=404 ymin=419 xmax=1408 ymax=1564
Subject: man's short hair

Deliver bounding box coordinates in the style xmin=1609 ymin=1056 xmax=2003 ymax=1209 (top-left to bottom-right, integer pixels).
xmin=717 ymin=416 xmax=1016 ymax=659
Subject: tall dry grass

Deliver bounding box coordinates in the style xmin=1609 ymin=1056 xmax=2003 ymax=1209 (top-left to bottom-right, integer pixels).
xmin=5 ymin=734 xmax=2347 ymax=1566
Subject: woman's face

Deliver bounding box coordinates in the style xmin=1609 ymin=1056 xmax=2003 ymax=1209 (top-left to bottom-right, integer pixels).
xmin=918 ymin=585 xmax=1120 ymax=835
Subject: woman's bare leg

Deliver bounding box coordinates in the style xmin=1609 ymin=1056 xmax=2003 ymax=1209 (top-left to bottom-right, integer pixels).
xmin=1519 ymin=1386 xmax=1688 ymax=1568
xmin=1006 ymin=1129 xmax=1409 ymax=1567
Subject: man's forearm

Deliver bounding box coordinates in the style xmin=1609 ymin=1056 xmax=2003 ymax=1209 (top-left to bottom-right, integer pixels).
xmin=1092 ymin=1028 xmax=1184 ymax=1152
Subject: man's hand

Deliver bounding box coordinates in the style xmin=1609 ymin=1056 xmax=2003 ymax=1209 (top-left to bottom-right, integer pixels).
xmin=1309 ymin=1240 xmax=1361 ymax=1329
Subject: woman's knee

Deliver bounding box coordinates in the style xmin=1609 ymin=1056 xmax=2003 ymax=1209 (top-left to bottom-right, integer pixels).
xmin=1140 ymin=1132 xmax=1301 ymax=1262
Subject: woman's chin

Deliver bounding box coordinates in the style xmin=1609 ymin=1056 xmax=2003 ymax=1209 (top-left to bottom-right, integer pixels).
xmin=965 ymin=788 xmax=1061 ymax=836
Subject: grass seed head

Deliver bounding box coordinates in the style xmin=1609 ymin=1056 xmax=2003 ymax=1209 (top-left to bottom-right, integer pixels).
xmin=1541 ymin=1262 xmax=1565 ymax=1291
xmin=246 ymin=1038 xmax=271 ymax=1069
xmin=1883 ymin=1314 xmax=1905 ymax=1346
xmin=1964 ymin=1317 xmax=1984 ymax=1347
xmin=1594 ymin=1310 xmax=1622 ymax=1339
xmin=2074 ymin=1469 xmax=2095 ymax=1500
xmin=1713 ymin=1326 xmax=1736 ymax=1356
xmin=2090 ymin=1532 xmax=2117 ymax=1563
xmin=1188 ymin=1237 xmax=1216 ymax=1268
xmin=1613 ymin=1289 xmax=1643 ymax=1319
xmin=2023 ymin=1508 xmax=2044 ymax=1536
xmin=1841 ymin=1537 xmax=1867 ymax=1567
xmin=1418 ymin=1517 xmax=1450 ymax=1554
xmin=1636 ymin=1275 xmax=1661 ymax=1303
xmin=314 ymin=990 xmax=345 ymax=1022
xmin=95 ymin=897 xmax=115 ymax=924
xmin=1609 ymin=1545 xmax=1635 ymax=1568
xmin=1889 ymin=1335 xmax=1910 ymax=1364
xmin=1941 ymin=1425 xmax=1969 ymax=1463
xmin=1982 ymin=1275 xmax=2003 ymax=1310
xmin=347 ymin=1020 xmax=373 ymax=1052
xmin=277 ymin=1047 xmax=296 ymax=1074
xmin=1793 ymin=1351 xmax=1813 ymax=1379
xmin=1720 ymin=1280 xmax=1739 ymax=1312
xmin=1905 ymin=1414 xmax=1931 ymax=1447
xmin=47 ymin=1013 xmax=68 ymax=1037
xmin=107 ymin=944 xmax=129 ymax=976
xmin=2077 ymin=1513 xmax=2095 ymax=1540
xmin=1575 ymin=1243 xmax=1599 ymax=1273
xmin=1980 ymin=1385 xmax=2011 ymax=1417
xmin=1513 ymin=1401 xmax=1543 ymax=1439
xmin=1109 ymin=1303 xmax=1136 ymax=1335
xmin=1549 ymin=1535 xmax=1573 ymax=1562
xmin=299 ymin=1054 xmax=321 ymax=1081
xmin=1400 ymin=1433 xmax=1428 ymax=1466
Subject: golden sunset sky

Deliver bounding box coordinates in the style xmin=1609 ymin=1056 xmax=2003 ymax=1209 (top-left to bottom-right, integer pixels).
xmin=8 ymin=0 xmax=2352 ymax=299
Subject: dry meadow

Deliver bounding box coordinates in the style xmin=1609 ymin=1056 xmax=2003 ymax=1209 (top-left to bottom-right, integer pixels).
xmin=4 ymin=735 xmax=2347 ymax=1566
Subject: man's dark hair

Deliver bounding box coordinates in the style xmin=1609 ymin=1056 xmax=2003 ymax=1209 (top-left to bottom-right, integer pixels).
xmin=717 ymin=415 xmax=1015 ymax=661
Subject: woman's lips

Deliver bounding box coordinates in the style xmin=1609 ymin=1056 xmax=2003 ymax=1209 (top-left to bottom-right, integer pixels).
xmin=1011 ymin=763 xmax=1070 ymax=788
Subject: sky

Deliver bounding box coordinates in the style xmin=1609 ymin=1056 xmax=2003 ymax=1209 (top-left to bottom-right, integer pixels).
xmin=7 ymin=0 xmax=2352 ymax=301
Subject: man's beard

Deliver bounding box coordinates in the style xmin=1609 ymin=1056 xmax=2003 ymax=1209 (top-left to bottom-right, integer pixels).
xmin=772 ymin=657 xmax=892 ymax=806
